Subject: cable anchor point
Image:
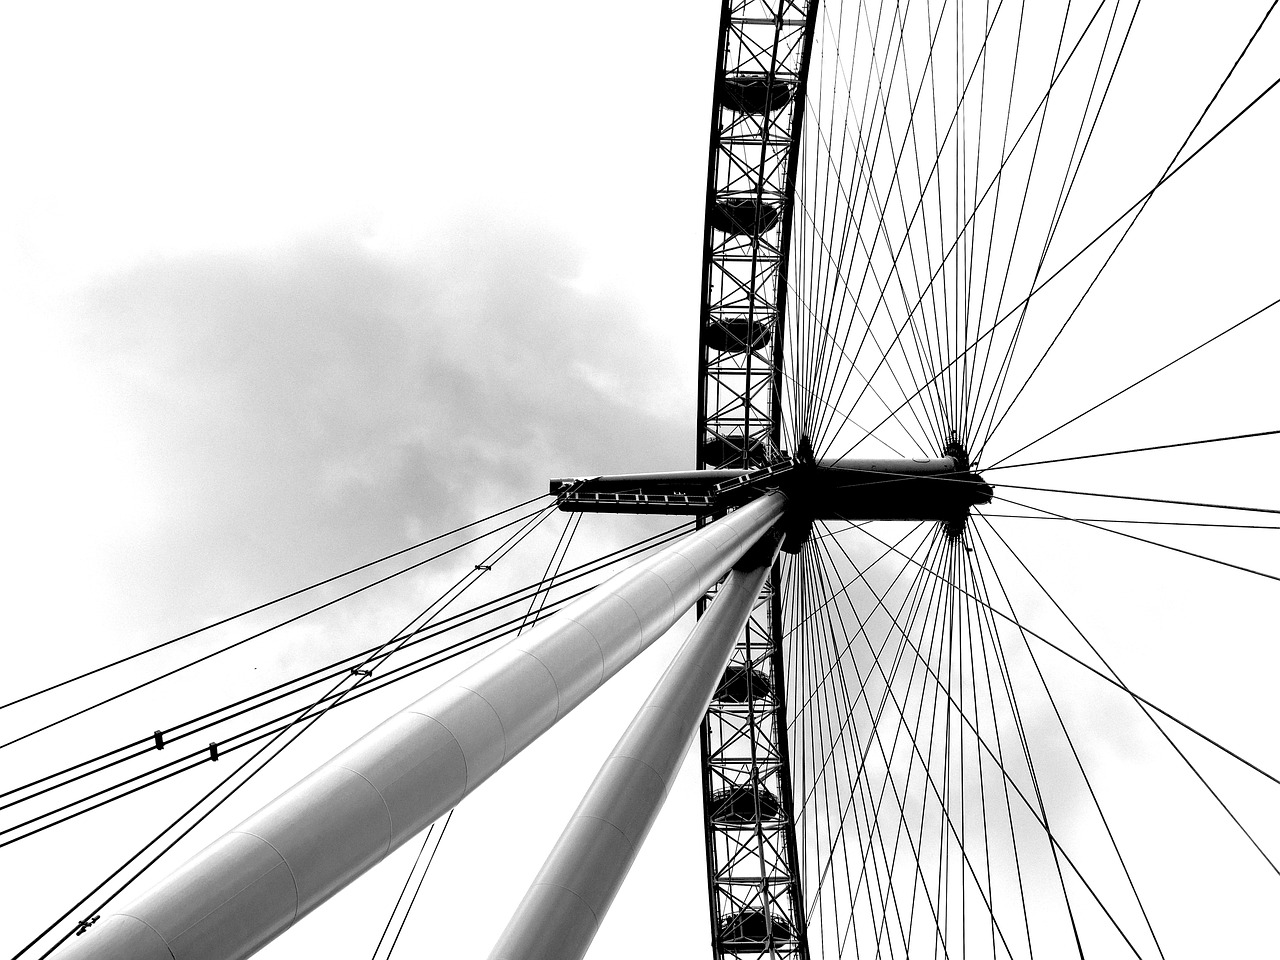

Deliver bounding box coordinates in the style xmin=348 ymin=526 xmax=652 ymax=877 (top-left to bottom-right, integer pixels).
xmin=74 ymin=915 xmax=100 ymax=936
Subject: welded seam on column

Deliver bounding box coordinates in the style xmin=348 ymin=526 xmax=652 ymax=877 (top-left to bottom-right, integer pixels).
xmin=328 ymin=766 xmax=396 ymax=855
xmin=547 ymin=621 xmax=607 ymax=721
xmin=588 ymin=593 xmax=644 ymax=644
xmin=168 ymin=837 xmax=295 ymax=936
xmin=568 ymin=603 xmax=641 ymax=675
xmin=577 ymin=766 xmax=669 ymax=845
xmin=514 ymin=647 xmax=570 ymax=727
xmin=563 ymin=615 xmax=611 ymax=669
xmin=604 ymin=754 xmax=669 ymax=795
xmin=650 ymin=551 xmax=700 ymax=599
xmin=612 ymin=594 xmax=647 ymax=646
xmin=529 ymin=881 xmax=601 ymax=927
xmin=450 ymin=683 xmax=514 ymax=767
xmin=220 ymin=831 xmax=297 ymax=924
xmin=113 ymin=915 xmax=176 ymax=960
xmin=572 ymin=814 xmax=637 ymax=858
xmin=621 ymin=571 xmax=680 ymax=644
xmin=398 ymin=708 xmax=474 ymax=792
xmin=570 ymin=601 xmax=636 ymax=640
xmin=503 ymin=648 xmax=559 ymax=749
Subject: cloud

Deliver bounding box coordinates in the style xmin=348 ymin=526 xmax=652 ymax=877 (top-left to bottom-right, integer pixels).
xmin=73 ymin=220 xmax=688 ymax=619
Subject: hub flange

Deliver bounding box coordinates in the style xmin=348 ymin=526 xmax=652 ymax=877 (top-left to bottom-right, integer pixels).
xmin=550 ymin=444 xmax=991 ymax=551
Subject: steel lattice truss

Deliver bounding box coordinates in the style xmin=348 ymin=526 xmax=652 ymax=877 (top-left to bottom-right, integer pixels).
xmin=697 ymin=0 xmax=817 ymax=470
xmin=700 ymin=569 xmax=808 ymax=960
xmin=697 ymin=3 xmax=820 ymax=959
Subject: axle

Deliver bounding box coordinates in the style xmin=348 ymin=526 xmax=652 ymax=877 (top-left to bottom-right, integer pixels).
xmin=550 ymin=454 xmax=991 ymax=527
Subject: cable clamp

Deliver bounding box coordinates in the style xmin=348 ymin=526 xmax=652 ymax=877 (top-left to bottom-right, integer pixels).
xmin=75 ymin=916 xmax=100 ymax=936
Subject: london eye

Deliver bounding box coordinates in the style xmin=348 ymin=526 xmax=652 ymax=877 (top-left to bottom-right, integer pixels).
xmin=2 ymin=3 xmax=1278 ymax=959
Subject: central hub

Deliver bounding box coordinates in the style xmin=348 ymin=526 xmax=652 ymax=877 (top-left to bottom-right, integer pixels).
xmin=786 ymin=439 xmax=990 ymax=520
xmin=550 ymin=438 xmax=992 ymax=551
xmin=769 ymin=435 xmax=990 ymax=550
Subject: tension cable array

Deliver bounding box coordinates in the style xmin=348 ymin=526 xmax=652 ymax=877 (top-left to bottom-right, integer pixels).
xmin=366 ymin=509 xmax=585 ymax=960
xmin=10 ymin=498 xmax=686 ymax=960
xmin=1 ymin=500 xmax=560 ymax=752
xmin=2 ymin=517 xmax=694 ymax=849
xmin=11 ymin=496 xmax=544 ymax=959
xmin=0 ymin=493 xmax=551 ymax=716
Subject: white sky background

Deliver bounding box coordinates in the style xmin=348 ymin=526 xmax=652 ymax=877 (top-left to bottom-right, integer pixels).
xmin=1 ymin=2 xmax=1278 ymax=958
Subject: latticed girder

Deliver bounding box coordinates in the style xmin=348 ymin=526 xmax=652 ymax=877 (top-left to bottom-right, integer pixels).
xmin=701 ymin=569 xmax=807 ymax=959
xmin=695 ymin=3 xmax=819 ymax=959
xmin=696 ymin=0 xmax=820 ymax=476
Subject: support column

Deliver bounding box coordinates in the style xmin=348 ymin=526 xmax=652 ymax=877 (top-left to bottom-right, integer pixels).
xmin=488 ymin=546 xmax=780 ymax=960
xmin=59 ymin=492 xmax=786 ymax=960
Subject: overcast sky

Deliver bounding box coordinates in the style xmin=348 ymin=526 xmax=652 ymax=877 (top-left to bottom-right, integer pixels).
xmin=2 ymin=2 xmax=1278 ymax=958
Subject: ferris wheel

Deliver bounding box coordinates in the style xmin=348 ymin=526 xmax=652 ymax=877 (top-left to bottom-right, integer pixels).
xmin=684 ymin=2 xmax=1280 ymax=957
xmin=4 ymin=2 xmax=1279 ymax=959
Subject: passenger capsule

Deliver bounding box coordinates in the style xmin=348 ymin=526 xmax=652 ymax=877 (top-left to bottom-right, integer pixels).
xmin=705 ymin=318 xmax=772 ymax=352
xmin=711 ymin=197 xmax=780 ymax=236
xmin=718 ymin=909 xmax=796 ymax=949
xmin=715 ymin=664 xmax=774 ymax=703
xmin=701 ymin=433 xmax=769 ymax=468
xmin=721 ymin=74 xmax=796 ymax=114
xmin=711 ymin=783 xmax=782 ymax=824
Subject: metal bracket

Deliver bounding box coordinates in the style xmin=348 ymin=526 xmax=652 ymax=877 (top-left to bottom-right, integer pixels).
xmin=74 ymin=915 xmax=100 ymax=936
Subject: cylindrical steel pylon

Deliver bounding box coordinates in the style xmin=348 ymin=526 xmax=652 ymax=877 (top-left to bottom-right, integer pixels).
xmin=58 ymin=492 xmax=786 ymax=960
xmin=488 ymin=550 xmax=779 ymax=960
